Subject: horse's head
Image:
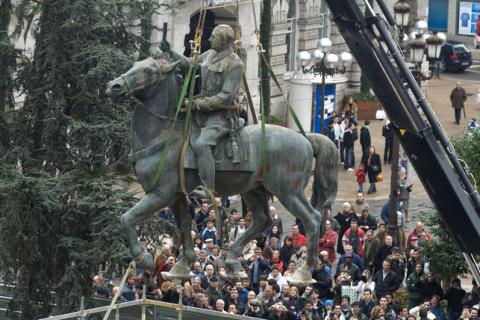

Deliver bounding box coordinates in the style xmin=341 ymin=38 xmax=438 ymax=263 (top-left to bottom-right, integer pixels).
xmin=106 ymin=57 xmax=179 ymax=99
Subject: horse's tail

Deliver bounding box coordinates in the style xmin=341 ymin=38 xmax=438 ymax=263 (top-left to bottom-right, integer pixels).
xmin=306 ymin=133 xmax=339 ymax=212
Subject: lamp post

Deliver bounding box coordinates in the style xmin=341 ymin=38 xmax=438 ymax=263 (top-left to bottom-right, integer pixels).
xmin=387 ymin=2 xmax=445 ymax=245
xmin=298 ymin=38 xmax=353 ymax=134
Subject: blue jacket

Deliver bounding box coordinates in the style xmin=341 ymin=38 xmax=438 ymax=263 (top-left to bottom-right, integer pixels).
xmin=338 ymin=252 xmax=365 ymax=271
xmin=381 ymin=202 xmax=401 ymax=224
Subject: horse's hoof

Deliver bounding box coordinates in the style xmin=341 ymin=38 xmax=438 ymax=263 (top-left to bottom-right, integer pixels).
xmin=219 ymin=270 xmax=249 ymax=281
xmin=134 ymin=253 xmax=154 ymax=271
xmin=285 ymin=267 xmax=316 ymax=287
xmin=161 ymin=271 xmax=191 ymax=284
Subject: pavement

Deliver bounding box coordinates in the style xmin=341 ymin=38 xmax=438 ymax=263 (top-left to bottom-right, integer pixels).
xmin=237 ymin=66 xmax=480 ymax=230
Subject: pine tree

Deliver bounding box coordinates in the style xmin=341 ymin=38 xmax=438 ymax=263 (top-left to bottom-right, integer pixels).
xmin=0 ymin=0 xmax=161 ymax=317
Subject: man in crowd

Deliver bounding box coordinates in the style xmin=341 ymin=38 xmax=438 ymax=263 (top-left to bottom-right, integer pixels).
xmin=335 ymin=202 xmax=356 ymax=255
xmin=450 ymin=81 xmax=467 ymax=125
xmin=290 ymin=224 xmax=307 ymax=246
xmin=373 ymin=260 xmax=400 ymax=301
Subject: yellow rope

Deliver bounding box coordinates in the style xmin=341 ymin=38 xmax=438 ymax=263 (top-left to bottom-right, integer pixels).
xmin=179 ymin=0 xmax=208 ymax=195
xmin=102 ymin=261 xmax=135 ymax=320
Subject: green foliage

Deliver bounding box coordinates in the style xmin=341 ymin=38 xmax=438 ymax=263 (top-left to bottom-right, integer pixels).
xmin=453 ymin=129 xmax=480 ymax=188
xmin=421 ymin=211 xmax=469 ymax=282
xmin=0 ymin=0 xmax=163 ymax=318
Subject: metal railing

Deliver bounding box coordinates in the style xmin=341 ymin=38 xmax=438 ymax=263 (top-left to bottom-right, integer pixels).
xmin=38 ymin=291 xmax=258 ymax=320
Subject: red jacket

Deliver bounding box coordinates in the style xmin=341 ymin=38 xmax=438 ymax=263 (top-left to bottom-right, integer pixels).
xmin=356 ymin=168 xmax=366 ymax=184
xmin=291 ymin=233 xmax=307 ymax=247
xmin=342 ymin=227 xmax=366 ymax=256
xmin=407 ymin=229 xmax=432 ymax=247
xmin=318 ymin=230 xmax=338 ymax=262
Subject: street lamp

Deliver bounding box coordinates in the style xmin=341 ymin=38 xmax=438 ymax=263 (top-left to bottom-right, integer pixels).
xmin=425 ymin=31 xmax=445 ymax=62
xmin=298 ymin=38 xmax=353 ymax=134
xmin=410 ymin=33 xmax=427 ymax=64
xmin=389 ymin=3 xmax=445 ymax=246
xmin=405 ymin=21 xmax=446 ymax=84
xmin=393 ymin=0 xmax=410 ymax=32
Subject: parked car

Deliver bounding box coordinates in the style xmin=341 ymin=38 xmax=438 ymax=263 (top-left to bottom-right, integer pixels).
xmin=440 ymin=40 xmax=473 ymax=72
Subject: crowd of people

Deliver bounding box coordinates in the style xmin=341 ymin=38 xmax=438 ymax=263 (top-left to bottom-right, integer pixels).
xmin=89 ymin=94 xmax=479 ymax=319
xmin=92 ymin=194 xmax=479 ymax=320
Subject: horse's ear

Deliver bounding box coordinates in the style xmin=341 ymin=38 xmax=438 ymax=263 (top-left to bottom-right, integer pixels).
xmin=161 ymin=60 xmax=180 ymax=73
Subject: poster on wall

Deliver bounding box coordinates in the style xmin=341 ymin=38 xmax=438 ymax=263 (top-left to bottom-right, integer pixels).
xmin=458 ymin=1 xmax=480 ymax=35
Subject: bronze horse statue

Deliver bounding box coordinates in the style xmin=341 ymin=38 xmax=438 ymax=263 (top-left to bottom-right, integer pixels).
xmin=106 ymin=56 xmax=339 ymax=282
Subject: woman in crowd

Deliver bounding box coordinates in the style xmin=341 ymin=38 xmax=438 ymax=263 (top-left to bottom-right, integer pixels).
xmin=280 ymin=236 xmax=294 ymax=267
xmin=283 ymin=261 xmax=296 ymax=278
xmin=268 ymin=225 xmax=283 ymax=242
xmin=362 ymin=146 xmax=382 ymax=194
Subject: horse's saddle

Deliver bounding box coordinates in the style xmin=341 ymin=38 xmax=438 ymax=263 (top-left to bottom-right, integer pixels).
xmin=183 ymin=117 xmax=255 ymax=172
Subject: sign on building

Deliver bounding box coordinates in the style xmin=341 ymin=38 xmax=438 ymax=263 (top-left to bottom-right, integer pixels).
xmin=458 ymin=1 xmax=480 ymax=35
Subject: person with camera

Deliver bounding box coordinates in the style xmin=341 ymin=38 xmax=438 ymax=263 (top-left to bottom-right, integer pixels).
xmin=247 ymin=248 xmax=270 ymax=294
xmin=267 ymin=302 xmax=289 ymax=320
xmin=244 ymin=298 xmax=265 ymax=318
xmin=312 ymin=257 xmax=333 ymax=300
xmin=298 ymin=299 xmax=322 ymax=320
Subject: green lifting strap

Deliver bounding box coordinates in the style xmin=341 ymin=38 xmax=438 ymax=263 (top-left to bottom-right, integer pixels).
xmin=179 ymin=56 xmax=201 ymax=195
xmin=260 ymin=52 xmax=306 ymax=137
xmin=145 ymin=64 xmax=195 ymax=193
xmin=260 ymin=79 xmax=267 ymax=183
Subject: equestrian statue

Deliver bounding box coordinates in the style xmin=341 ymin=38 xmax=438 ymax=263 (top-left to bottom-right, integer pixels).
xmin=106 ymin=24 xmax=339 ymax=284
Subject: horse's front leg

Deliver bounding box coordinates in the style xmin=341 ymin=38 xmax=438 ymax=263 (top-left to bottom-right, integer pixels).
xmin=162 ymin=194 xmax=196 ymax=281
xmin=121 ymin=192 xmax=168 ymax=270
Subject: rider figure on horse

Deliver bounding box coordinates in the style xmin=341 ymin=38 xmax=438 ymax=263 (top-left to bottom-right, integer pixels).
xmin=162 ymin=24 xmax=244 ymax=198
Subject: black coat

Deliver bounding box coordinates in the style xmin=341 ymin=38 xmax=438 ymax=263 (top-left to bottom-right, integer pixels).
xmin=382 ymin=123 xmax=393 ymax=143
xmin=373 ymin=270 xmax=400 ymax=298
xmin=362 ymin=153 xmax=382 ymax=183
xmin=374 ymin=245 xmax=393 ymax=272
xmin=360 ymin=126 xmax=371 ymax=150
xmin=280 ymin=245 xmax=294 ymax=267
xmin=422 ymin=279 xmax=443 ymax=300
xmin=358 ymin=215 xmax=378 ymax=231
xmin=343 ymin=130 xmax=354 ymax=148
xmin=312 ymin=267 xmax=332 ymax=299
xmin=446 ymin=286 xmax=466 ymax=312
xmin=334 ymin=212 xmax=355 ymax=254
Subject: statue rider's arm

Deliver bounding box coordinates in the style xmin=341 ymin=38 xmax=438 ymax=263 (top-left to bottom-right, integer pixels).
xmin=195 ymin=59 xmax=243 ymax=111
xmin=169 ymin=50 xmax=209 ymax=72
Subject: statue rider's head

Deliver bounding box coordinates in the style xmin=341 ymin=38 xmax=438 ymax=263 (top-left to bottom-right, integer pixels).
xmin=209 ymin=24 xmax=235 ymax=52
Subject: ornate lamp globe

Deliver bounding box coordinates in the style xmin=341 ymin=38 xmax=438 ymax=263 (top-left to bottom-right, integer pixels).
xmin=394 ymin=0 xmax=411 ymax=28
xmin=339 ymin=52 xmax=353 ymax=68
xmin=425 ymin=31 xmax=445 ymax=61
xmin=415 ymin=20 xmax=428 ymax=35
xmin=410 ymin=33 xmax=426 ymax=64
xmin=298 ymin=51 xmax=311 ymax=66
xmin=324 ymin=53 xmax=339 ymax=69
xmin=313 ymin=49 xmax=324 ymax=63
xmin=319 ymin=38 xmax=332 ymax=53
